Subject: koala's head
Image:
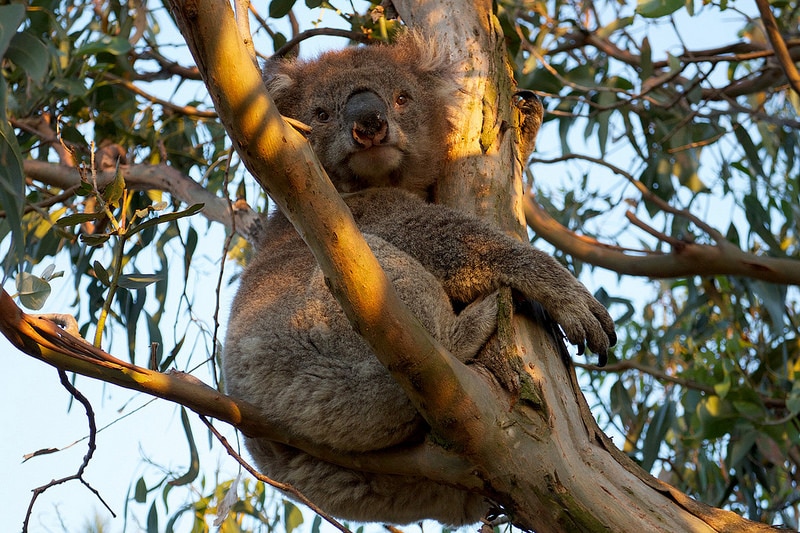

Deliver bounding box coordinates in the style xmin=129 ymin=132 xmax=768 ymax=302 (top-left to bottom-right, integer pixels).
xmin=263 ymin=31 xmax=458 ymax=197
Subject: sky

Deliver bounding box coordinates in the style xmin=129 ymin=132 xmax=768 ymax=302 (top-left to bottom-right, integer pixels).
xmin=0 ymin=2 xmax=767 ymax=532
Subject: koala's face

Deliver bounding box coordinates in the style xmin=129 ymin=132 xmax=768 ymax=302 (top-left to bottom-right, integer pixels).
xmin=263 ymin=33 xmax=457 ymax=197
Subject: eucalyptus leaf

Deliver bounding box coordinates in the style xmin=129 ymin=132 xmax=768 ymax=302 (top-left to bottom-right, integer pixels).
xmin=16 ymin=272 xmax=51 ymax=310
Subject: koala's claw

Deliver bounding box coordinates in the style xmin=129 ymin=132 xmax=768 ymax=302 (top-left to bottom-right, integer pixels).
xmin=549 ymin=292 xmax=615 ymax=367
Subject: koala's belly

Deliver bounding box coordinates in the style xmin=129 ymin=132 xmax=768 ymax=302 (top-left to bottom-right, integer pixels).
xmin=223 ymin=234 xmax=459 ymax=454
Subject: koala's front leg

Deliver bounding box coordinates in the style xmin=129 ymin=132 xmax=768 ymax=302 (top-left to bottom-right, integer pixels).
xmin=442 ymin=232 xmax=616 ymax=361
xmin=352 ymin=190 xmax=617 ymax=361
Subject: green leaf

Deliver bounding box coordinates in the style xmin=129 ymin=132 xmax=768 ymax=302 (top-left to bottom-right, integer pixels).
xmin=732 ymin=123 xmax=765 ymax=178
xmin=93 ymin=261 xmax=110 ymax=285
xmin=635 ymin=0 xmax=684 ymax=18
xmin=597 ymin=16 xmax=634 ymax=39
xmin=0 ymin=5 xmax=25 ymax=57
xmin=283 ymin=500 xmax=304 ymax=533
xmin=743 ymin=194 xmax=780 ymax=250
xmin=103 ymin=166 xmax=125 ymax=207
xmin=80 ymin=233 xmax=111 ymax=246
xmin=728 ymin=430 xmax=757 ymax=468
xmin=169 ymin=407 xmax=200 ymax=486
xmin=117 ymin=273 xmax=165 ymax=289
xmin=732 ymin=400 xmax=765 ymax=419
xmin=269 ymin=0 xmax=297 ymax=18
xmin=147 ymin=501 xmax=159 ymax=533
xmin=697 ymin=396 xmax=737 ymax=439
xmin=596 ymin=90 xmax=616 ymax=155
xmin=311 ymin=515 xmax=322 ymax=533
xmin=128 ymin=203 xmax=204 ymax=237
xmin=750 ymin=280 xmax=787 ymax=324
xmin=713 ymin=372 xmax=731 ymax=398
xmin=0 ymin=82 xmax=26 ymax=264
xmin=640 ymin=37 xmax=653 ymax=80
xmin=6 ymin=31 xmax=49 ymax=83
xmin=641 ymin=400 xmax=675 ymax=471
xmin=55 ymin=211 xmax=105 ymax=226
xmin=75 ymin=35 xmax=132 ymax=57
xmin=787 ymin=383 xmax=800 ymax=415
xmin=16 ymin=272 xmax=51 ymax=310
xmin=135 ymin=477 xmax=148 ymax=503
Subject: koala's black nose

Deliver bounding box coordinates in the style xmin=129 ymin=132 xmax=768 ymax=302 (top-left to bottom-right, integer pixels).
xmin=344 ymin=90 xmax=389 ymax=148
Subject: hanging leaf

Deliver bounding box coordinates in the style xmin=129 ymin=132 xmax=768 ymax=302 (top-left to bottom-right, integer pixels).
xmin=283 ymin=500 xmax=304 ymax=533
xmin=16 ymin=272 xmax=51 ymax=310
xmin=636 ymin=0 xmax=684 ymax=18
xmin=169 ymin=407 xmax=200 ymax=486
xmin=6 ymin=31 xmax=49 ymax=83
xmin=269 ymin=0 xmax=297 ymax=18
xmin=117 ymin=273 xmax=165 ymax=289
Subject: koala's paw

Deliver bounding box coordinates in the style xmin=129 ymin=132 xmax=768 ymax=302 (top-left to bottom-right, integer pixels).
xmin=546 ymin=286 xmax=616 ymax=366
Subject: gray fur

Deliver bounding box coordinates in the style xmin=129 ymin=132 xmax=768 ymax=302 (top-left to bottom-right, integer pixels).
xmin=224 ymin=32 xmax=616 ymax=526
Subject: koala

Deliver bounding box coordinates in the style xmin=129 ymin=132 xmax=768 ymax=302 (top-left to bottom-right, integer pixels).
xmin=223 ymin=32 xmax=616 ymax=526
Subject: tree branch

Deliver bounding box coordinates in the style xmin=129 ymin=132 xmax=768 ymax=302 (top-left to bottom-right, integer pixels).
xmin=526 ymin=153 xmax=800 ymax=285
xmin=525 ymin=195 xmax=800 ymax=284
xmin=272 ymin=28 xmax=375 ymax=58
xmin=166 ymin=0 xmax=494 ymax=456
xmin=21 ymin=160 xmax=265 ymax=244
xmin=754 ymin=0 xmax=800 ymax=96
xmin=0 ymin=287 xmax=475 ymax=484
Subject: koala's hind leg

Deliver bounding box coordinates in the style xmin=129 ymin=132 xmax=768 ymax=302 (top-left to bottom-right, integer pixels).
xmin=445 ymin=291 xmax=499 ymax=362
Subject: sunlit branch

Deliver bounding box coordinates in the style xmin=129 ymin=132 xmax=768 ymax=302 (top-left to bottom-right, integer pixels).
xmin=0 ymin=288 xmax=475 ymax=484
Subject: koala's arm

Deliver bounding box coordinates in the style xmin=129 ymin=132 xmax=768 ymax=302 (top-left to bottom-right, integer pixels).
xmin=348 ymin=189 xmax=617 ymax=359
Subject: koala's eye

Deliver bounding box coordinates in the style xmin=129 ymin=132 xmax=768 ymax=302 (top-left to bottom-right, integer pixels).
xmin=395 ymin=93 xmax=410 ymax=107
xmin=315 ymin=109 xmax=331 ymax=122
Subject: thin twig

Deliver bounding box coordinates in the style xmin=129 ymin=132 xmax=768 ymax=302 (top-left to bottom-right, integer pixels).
xmin=272 ymin=28 xmax=374 ymax=58
xmin=198 ymin=416 xmax=352 ymax=533
xmin=96 ymin=72 xmax=217 ymax=118
xmin=22 ymin=370 xmax=115 ymax=532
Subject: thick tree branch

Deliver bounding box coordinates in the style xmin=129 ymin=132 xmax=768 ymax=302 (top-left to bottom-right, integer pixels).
xmin=526 ymin=153 xmax=800 ymax=285
xmin=164 ymin=0 xmax=494 ymax=453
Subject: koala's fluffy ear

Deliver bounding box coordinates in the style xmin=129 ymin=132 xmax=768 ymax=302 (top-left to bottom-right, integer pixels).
xmin=391 ymin=30 xmax=457 ymax=80
xmin=262 ymin=59 xmax=298 ymax=103
xmin=390 ymin=29 xmax=461 ymax=123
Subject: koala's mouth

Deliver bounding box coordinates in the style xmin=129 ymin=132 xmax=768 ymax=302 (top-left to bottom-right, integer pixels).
xmin=346 ymin=145 xmax=404 ymax=182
